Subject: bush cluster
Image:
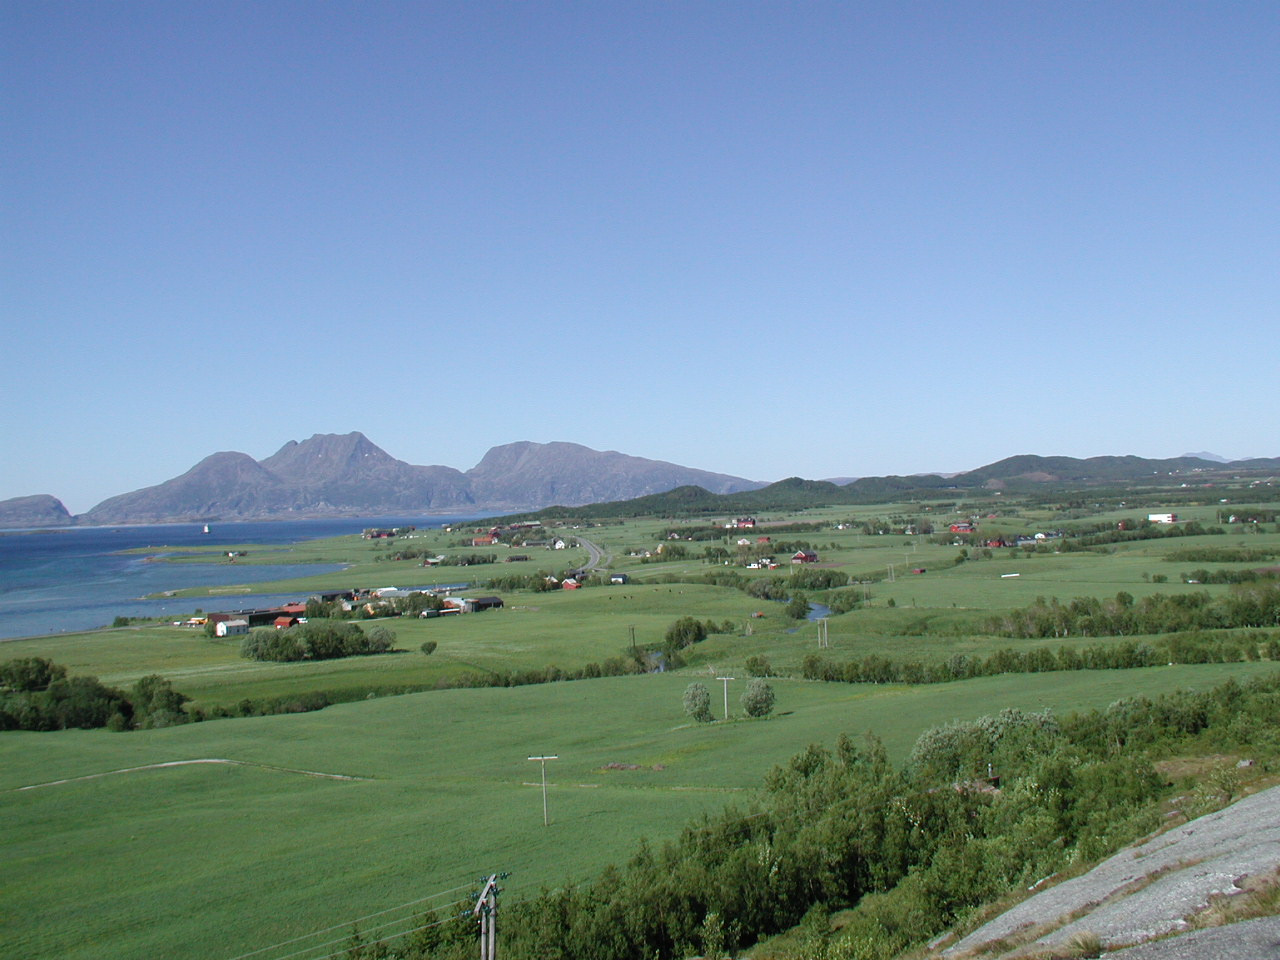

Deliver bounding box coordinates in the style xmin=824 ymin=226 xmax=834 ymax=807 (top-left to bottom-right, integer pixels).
xmin=240 ymin=622 xmax=397 ymax=662
xmin=0 ymin=657 xmax=190 ymax=731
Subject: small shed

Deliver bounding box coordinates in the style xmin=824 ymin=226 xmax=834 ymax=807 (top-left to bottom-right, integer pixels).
xmin=610 ymin=573 xmax=630 ymax=584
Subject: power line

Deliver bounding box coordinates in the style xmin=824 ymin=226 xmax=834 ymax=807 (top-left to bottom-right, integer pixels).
xmin=262 ymin=896 xmax=471 ymax=960
xmin=227 ymin=782 xmax=785 ymax=960
xmin=291 ymin=912 xmax=466 ymax=960
xmin=222 ymin=881 xmax=475 ymax=960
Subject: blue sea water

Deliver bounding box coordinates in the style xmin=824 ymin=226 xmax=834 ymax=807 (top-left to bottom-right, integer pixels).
xmin=0 ymin=516 xmax=486 ymax=641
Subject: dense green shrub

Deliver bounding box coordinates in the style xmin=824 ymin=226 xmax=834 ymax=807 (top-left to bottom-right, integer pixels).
xmin=683 ymin=682 xmax=713 ymax=722
xmin=664 ymin=616 xmax=708 ymax=657
xmin=740 ymin=679 xmax=775 ymax=718
xmin=988 ymin=583 xmax=1280 ymax=638
xmin=240 ymin=621 xmax=396 ymax=662
xmin=0 ymin=657 xmax=190 ymax=732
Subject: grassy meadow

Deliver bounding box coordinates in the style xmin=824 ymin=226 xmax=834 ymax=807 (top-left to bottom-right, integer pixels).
xmin=3 ymin=491 xmax=1279 ymax=959
xmin=5 ymin=663 xmax=1278 ymax=960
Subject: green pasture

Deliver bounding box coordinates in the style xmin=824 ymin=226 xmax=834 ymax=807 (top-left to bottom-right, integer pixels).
xmin=5 ymin=497 xmax=1278 ymax=960
xmin=6 ymin=539 xmax=1276 ymax=708
xmin=0 ymin=584 xmax=780 ymax=706
xmin=4 ymin=662 xmax=1278 ymax=960
xmin=130 ymin=529 xmax=594 ymax=598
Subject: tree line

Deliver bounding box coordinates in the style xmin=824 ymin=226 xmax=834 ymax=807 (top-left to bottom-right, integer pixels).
xmin=0 ymin=657 xmax=190 ymax=731
xmin=986 ymin=582 xmax=1280 ymax=638
xmin=1180 ymin=567 xmax=1280 ymax=585
xmin=798 ymin=630 xmax=1279 ymax=686
xmin=1057 ymin=519 xmax=1222 ymax=551
xmin=1164 ymin=545 xmax=1278 ymax=563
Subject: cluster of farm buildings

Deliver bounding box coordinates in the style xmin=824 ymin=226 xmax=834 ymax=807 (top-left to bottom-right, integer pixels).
xmin=175 ymin=586 xmax=510 ymax=636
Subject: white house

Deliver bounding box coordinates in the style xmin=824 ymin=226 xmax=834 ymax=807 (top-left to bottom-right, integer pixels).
xmin=216 ymin=619 xmax=249 ymax=637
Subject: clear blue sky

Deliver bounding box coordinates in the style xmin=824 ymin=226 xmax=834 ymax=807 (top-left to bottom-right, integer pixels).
xmin=3 ymin=1 xmax=1277 ymax=513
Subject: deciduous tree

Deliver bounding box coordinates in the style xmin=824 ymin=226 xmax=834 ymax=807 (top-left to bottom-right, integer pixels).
xmin=741 ymin=679 xmax=776 ymax=718
xmin=683 ymin=682 xmax=713 ymax=722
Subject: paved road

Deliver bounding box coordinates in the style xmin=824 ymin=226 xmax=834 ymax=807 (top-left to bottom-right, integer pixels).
xmin=573 ymin=534 xmax=606 ymax=573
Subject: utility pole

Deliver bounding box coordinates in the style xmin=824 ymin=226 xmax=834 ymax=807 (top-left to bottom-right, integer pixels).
xmin=716 ymin=676 xmax=734 ymax=720
xmin=887 ymin=562 xmax=896 ymax=583
xmin=817 ymin=617 xmax=829 ymax=649
xmin=472 ymin=874 xmax=505 ymax=960
xmin=628 ymin=624 xmax=636 ymax=657
xmin=528 ymin=755 xmax=558 ymax=826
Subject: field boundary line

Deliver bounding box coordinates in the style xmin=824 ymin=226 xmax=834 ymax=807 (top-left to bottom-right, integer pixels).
xmin=15 ymin=758 xmax=374 ymax=791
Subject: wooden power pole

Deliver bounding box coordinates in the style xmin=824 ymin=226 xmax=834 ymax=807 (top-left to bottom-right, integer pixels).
xmin=473 ymin=874 xmax=502 ymax=960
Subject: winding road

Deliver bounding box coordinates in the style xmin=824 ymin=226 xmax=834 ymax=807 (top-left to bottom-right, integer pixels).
xmin=571 ymin=534 xmax=607 ymax=575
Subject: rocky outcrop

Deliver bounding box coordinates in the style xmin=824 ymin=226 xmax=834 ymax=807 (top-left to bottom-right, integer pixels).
xmin=944 ymin=785 xmax=1280 ymax=957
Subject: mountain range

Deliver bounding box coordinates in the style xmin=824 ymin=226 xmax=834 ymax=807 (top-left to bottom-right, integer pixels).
xmin=1 ymin=434 xmax=1276 ymax=527
xmin=0 ymin=433 xmax=762 ymax=526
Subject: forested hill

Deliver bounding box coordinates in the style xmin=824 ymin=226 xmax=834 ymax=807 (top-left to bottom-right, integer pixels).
xmin=506 ymin=453 xmax=1280 ymax=522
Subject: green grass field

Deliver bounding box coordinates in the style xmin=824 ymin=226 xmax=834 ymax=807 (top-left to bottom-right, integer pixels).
xmin=4 ymin=662 xmax=1277 ymax=960
xmin=4 ymin=497 xmax=1279 ymax=960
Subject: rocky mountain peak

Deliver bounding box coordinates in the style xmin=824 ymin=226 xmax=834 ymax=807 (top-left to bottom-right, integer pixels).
xmin=261 ymin=432 xmax=405 ymax=483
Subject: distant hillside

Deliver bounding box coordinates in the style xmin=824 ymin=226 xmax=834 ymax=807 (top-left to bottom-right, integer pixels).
xmin=71 ymin=433 xmax=762 ymax=524
xmin=0 ymin=494 xmax=73 ymax=528
xmin=7 ymin=446 xmax=1277 ymax=527
xmin=959 ymin=453 xmax=1268 ymax=486
xmin=466 ymin=441 xmax=756 ymax=509
xmin=502 ymin=452 xmax=1280 ymax=522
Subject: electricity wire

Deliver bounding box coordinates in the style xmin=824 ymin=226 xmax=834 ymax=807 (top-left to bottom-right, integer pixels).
xmin=222 ymin=881 xmax=473 ymax=960
xmin=297 ymin=912 xmax=465 ymax=960
xmin=261 ymin=896 xmax=469 ymax=960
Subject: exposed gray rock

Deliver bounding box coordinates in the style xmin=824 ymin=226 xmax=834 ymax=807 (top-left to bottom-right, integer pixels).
xmin=945 ymin=785 xmax=1280 ymax=957
xmin=1101 ymin=915 xmax=1280 ymax=959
